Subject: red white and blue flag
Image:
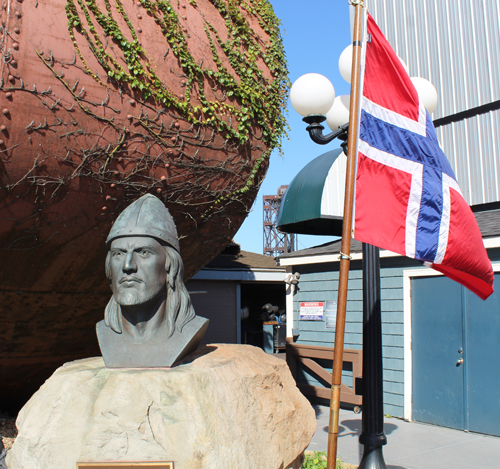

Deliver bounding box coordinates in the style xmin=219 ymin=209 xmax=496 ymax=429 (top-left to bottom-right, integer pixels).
xmin=354 ymin=14 xmax=494 ymax=300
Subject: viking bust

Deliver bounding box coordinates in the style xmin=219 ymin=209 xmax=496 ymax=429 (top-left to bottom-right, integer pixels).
xmin=96 ymin=194 xmax=209 ymax=368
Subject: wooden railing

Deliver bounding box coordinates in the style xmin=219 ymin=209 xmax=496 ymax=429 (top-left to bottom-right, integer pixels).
xmin=286 ymin=339 xmax=362 ymax=406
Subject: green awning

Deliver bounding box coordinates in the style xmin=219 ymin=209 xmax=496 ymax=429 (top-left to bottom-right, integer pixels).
xmin=277 ymin=148 xmax=345 ymax=236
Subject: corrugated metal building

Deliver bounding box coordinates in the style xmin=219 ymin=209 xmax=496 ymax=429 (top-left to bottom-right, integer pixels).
xmin=279 ymin=0 xmax=500 ymax=435
xmin=370 ymin=0 xmax=500 ymax=206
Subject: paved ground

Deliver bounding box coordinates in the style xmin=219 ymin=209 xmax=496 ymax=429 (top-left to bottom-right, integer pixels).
xmin=308 ymin=405 xmax=500 ymax=468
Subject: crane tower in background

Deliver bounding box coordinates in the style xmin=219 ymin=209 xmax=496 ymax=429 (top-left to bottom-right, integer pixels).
xmin=263 ymin=185 xmax=295 ymax=256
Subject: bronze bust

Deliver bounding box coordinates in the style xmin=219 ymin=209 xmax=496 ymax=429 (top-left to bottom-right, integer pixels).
xmin=96 ymin=194 xmax=209 ymax=367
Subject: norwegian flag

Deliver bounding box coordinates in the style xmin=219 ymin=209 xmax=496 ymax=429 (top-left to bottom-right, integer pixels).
xmin=354 ymin=14 xmax=494 ymax=300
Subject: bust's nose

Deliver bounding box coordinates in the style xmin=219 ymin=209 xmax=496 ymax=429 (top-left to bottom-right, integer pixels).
xmin=123 ymin=251 xmax=138 ymax=273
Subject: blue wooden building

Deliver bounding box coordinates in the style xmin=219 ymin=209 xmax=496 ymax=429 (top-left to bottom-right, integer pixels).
xmin=275 ymin=0 xmax=500 ymax=437
xmin=278 ymin=208 xmax=500 ymax=436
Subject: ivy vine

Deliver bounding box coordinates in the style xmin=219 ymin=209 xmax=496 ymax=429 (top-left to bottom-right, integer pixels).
xmin=63 ymin=0 xmax=289 ymax=150
xmin=0 ymin=0 xmax=290 ymax=280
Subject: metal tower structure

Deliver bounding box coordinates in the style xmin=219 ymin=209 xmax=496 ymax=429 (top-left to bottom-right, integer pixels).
xmin=263 ymin=185 xmax=295 ymax=256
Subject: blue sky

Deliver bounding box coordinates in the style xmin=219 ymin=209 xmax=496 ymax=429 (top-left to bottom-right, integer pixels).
xmin=234 ymin=0 xmax=352 ymax=254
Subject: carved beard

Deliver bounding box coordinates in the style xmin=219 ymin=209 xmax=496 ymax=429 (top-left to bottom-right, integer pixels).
xmin=113 ymin=282 xmax=165 ymax=307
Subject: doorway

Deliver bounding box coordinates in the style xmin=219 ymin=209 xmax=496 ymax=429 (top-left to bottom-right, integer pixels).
xmin=240 ymin=282 xmax=286 ymax=350
xmin=411 ymin=273 xmax=500 ymax=436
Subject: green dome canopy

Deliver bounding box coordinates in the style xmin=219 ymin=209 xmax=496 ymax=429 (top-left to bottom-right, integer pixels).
xmin=277 ymin=148 xmax=345 ymax=236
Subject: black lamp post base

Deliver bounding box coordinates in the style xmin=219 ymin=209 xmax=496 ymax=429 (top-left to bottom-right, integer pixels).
xmin=359 ymin=243 xmax=388 ymax=469
xmin=358 ymin=445 xmax=388 ymax=469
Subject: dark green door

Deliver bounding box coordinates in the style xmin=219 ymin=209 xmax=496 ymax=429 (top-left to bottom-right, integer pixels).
xmin=411 ymin=274 xmax=500 ymax=436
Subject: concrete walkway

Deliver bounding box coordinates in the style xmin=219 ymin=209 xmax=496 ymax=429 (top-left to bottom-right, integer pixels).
xmin=308 ymin=405 xmax=500 ymax=468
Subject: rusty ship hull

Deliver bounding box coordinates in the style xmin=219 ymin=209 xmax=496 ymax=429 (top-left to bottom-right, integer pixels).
xmin=0 ymin=0 xmax=287 ymax=410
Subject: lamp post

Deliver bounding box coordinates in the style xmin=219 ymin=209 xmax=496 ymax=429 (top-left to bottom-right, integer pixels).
xmin=290 ymin=72 xmax=388 ymax=469
xmin=290 ymin=5 xmax=365 ymax=466
xmin=288 ymin=43 xmax=438 ymax=469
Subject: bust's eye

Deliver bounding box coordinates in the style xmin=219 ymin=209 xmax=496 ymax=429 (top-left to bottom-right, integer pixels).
xmin=111 ymin=251 xmax=123 ymax=257
xmin=139 ymin=249 xmax=151 ymax=257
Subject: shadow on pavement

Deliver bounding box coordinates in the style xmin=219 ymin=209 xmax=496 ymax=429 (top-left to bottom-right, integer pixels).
xmin=341 ymin=419 xmax=399 ymax=436
xmin=322 ymin=420 xmax=399 ymax=439
xmin=321 ymin=424 xmax=348 ymax=435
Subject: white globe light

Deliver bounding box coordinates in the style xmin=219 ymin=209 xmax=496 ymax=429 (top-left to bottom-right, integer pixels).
xmin=338 ymin=45 xmax=353 ymax=84
xmin=340 ymin=44 xmax=409 ymax=84
xmin=399 ymin=57 xmax=409 ymax=75
xmin=326 ymin=95 xmax=350 ymax=131
xmin=411 ymin=77 xmax=438 ymax=114
xmin=290 ymin=73 xmax=335 ymax=117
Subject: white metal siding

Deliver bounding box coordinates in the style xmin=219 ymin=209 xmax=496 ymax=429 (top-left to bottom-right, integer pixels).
xmin=370 ymin=0 xmax=500 ymax=114
xmin=369 ymin=0 xmax=500 ymax=205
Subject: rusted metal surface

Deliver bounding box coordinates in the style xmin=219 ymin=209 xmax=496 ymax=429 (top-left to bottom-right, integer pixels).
xmin=0 ymin=0 xmax=285 ymax=410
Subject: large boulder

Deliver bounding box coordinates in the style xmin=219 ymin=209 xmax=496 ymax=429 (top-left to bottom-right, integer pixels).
xmin=7 ymin=345 xmax=316 ymax=469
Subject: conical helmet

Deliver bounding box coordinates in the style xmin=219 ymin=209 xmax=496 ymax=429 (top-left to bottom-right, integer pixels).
xmin=106 ymin=194 xmax=180 ymax=252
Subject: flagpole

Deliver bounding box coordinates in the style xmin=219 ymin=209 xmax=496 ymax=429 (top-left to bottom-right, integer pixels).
xmin=326 ymin=1 xmax=365 ymax=468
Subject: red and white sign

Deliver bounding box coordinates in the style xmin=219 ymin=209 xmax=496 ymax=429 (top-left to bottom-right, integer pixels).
xmin=300 ymin=302 xmax=324 ymax=320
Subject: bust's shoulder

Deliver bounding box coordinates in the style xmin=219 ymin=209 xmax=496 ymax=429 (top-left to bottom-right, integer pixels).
xmin=96 ymin=319 xmax=114 ymax=343
xmin=188 ymin=315 xmax=209 ymax=330
xmin=178 ymin=315 xmax=209 ymax=342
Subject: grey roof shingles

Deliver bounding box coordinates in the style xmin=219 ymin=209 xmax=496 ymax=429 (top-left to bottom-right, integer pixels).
xmin=204 ymin=250 xmax=285 ymax=270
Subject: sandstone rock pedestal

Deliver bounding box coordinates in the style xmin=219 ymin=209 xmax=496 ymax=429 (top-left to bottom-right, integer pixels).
xmin=7 ymin=345 xmax=316 ymax=469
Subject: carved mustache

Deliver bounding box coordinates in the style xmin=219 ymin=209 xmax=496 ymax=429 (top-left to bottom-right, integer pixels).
xmin=119 ymin=276 xmax=143 ymax=284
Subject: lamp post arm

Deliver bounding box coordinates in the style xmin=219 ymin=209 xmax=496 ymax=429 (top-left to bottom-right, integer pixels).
xmin=303 ymin=117 xmax=349 ymax=145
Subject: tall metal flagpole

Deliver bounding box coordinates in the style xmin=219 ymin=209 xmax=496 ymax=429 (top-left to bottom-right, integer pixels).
xmin=326 ymin=1 xmax=365 ymax=468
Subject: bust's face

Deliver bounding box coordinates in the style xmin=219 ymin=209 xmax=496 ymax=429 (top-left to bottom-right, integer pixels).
xmin=109 ymin=236 xmax=167 ymax=307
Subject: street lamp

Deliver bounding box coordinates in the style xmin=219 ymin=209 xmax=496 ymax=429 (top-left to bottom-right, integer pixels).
xmin=411 ymin=77 xmax=438 ymax=113
xmin=290 ymin=73 xmax=350 ymax=146
xmin=289 ymin=61 xmax=438 ymax=469
xmin=291 ymin=70 xmax=388 ymax=469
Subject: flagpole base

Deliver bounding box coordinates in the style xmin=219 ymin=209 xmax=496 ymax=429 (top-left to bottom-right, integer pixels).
xmin=358 ymin=445 xmax=387 ymax=469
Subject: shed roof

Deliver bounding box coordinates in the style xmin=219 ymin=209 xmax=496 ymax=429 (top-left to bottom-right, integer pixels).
xmin=204 ymin=249 xmax=283 ymax=271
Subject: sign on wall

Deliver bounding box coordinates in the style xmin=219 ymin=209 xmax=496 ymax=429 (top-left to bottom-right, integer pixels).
xmin=325 ymin=301 xmax=337 ymax=330
xmin=300 ymin=302 xmax=324 ymax=320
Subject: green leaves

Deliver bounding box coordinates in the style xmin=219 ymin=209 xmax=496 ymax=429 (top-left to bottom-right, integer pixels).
xmin=302 ymin=452 xmax=328 ymax=469
xmin=65 ymin=0 xmax=289 ymax=156
xmin=302 ymin=452 xmax=345 ymax=469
